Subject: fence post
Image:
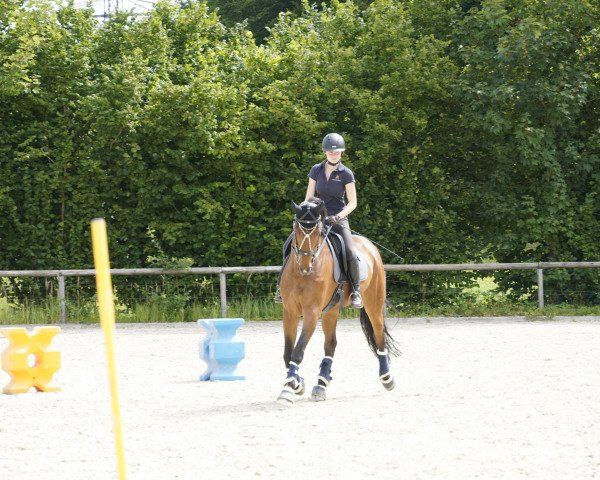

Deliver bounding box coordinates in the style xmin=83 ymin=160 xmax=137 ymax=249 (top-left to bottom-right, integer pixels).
xmin=57 ymin=274 xmax=66 ymax=324
xmin=219 ymin=272 xmax=227 ymax=318
xmin=537 ymin=268 xmax=544 ymax=310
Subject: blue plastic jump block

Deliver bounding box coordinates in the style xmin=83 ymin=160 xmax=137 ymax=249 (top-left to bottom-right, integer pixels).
xmin=199 ymin=318 xmax=245 ymax=381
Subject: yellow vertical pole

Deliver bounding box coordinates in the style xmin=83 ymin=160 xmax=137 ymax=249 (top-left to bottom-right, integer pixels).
xmin=91 ymin=218 xmax=127 ymax=480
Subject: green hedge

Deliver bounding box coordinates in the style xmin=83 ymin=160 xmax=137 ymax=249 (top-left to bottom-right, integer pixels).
xmin=1 ymin=0 xmax=599 ymax=305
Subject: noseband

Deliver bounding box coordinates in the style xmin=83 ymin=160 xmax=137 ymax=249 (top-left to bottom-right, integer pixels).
xmin=292 ymin=209 xmax=329 ymax=275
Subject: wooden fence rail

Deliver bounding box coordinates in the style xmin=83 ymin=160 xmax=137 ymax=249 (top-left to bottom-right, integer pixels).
xmin=2 ymin=261 xmax=600 ymax=323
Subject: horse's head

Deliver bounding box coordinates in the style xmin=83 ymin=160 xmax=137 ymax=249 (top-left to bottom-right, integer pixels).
xmin=291 ymin=198 xmax=326 ymax=229
xmin=290 ymin=198 xmax=327 ymax=275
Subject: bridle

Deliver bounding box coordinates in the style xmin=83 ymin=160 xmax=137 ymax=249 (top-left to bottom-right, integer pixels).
xmin=292 ymin=208 xmax=331 ymax=275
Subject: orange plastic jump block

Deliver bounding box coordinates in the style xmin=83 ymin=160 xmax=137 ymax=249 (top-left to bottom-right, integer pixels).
xmin=1 ymin=326 xmax=61 ymax=394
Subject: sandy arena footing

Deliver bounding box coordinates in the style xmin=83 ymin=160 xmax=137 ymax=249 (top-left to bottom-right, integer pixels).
xmin=1 ymin=317 xmax=599 ymax=479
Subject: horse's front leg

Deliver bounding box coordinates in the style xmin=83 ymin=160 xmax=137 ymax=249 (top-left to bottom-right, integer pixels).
xmin=310 ymin=309 xmax=339 ymax=401
xmin=278 ymin=308 xmax=319 ymax=404
xmin=282 ymin=307 xmax=299 ymax=368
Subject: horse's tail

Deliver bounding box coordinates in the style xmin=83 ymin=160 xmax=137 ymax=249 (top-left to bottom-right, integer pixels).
xmin=359 ymin=308 xmax=401 ymax=358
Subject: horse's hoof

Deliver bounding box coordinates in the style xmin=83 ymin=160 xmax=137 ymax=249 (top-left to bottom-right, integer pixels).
xmin=277 ymin=386 xmax=295 ymax=403
xmin=293 ymin=377 xmax=305 ymax=396
xmin=380 ymin=373 xmax=395 ymax=391
xmin=310 ymin=385 xmax=327 ymax=401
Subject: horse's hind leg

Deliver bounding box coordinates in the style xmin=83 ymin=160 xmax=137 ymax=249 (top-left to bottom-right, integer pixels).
xmin=310 ymin=309 xmax=339 ymax=401
xmin=363 ymin=288 xmax=396 ymax=391
xmin=369 ymin=305 xmax=395 ymax=390
xmin=376 ymin=349 xmax=394 ymax=391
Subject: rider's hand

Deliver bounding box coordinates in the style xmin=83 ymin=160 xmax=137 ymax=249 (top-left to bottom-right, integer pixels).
xmin=324 ymin=215 xmax=340 ymax=226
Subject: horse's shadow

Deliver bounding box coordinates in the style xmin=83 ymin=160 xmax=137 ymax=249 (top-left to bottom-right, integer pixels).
xmin=169 ymin=390 xmax=397 ymax=420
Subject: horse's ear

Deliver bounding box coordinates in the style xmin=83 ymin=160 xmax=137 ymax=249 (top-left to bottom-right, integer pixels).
xmin=291 ymin=201 xmax=302 ymax=215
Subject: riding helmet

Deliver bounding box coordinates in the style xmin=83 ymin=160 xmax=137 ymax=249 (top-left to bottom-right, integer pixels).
xmin=322 ymin=133 xmax=346 ymax=152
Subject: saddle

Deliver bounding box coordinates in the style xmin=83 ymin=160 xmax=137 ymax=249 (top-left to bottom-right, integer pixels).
xmin=282 ymin=232 xmax=367 ymax=313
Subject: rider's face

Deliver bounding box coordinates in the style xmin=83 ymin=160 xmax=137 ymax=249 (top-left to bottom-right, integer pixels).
xmin=325 ymin=150 xmax=342 ymax=164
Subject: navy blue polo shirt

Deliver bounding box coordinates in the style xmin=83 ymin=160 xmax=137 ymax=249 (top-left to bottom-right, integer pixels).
xmin=308 ymin=161 xmax=355 ymax=215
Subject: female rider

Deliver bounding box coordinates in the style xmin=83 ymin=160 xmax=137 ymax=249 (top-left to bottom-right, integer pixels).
xmin=275 ymin=133 xmax=363 ymax=308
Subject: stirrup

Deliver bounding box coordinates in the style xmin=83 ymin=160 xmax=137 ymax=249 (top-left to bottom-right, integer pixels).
xmin=274 ymin=290 xmax=283 ymax=304
xmin=350 ymin=291 xmax=363 ymax=309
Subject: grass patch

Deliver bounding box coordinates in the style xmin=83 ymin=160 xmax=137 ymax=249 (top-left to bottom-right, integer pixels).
xmin=2 ymin=290 xmax=600 ymax=326
xmin=387 ymin=275 xmax=600 ymax=317
xmin=386 ymin=300 xmax=600 ymax=318
xmin=0 ymin=297 xmax=62 ymax=325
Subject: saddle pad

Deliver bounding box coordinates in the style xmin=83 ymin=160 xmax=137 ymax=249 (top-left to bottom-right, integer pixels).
xmin=326 ymin=234 xmax=368 ymax=283
xmin=357 ymin=255 xmax=368 ymax=282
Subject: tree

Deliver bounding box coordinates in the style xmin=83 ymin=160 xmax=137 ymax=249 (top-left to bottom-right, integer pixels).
xmin=453 ymin=0 xmax=600 ymax=302
xmin=206 ymin=0 xmax=301 ymax=43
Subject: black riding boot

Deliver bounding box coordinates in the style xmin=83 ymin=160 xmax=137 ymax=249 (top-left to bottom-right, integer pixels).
xmin=347 ymin=256 xmax=363 ymax=309
xmin=273 ymin=256 xmax=289 ymax=304
xmin=274 ymin=235 xmax=294 ymax=304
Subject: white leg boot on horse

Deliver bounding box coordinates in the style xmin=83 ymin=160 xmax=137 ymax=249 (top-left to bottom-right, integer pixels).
xmin=310 ymin=356 xmax=333 ymax=401
xmin=277 ymin=361 xmax=305 ymax=403
xmin=377 ymin=349 xmax=395 ymax=391
xmin=310 ymin=312 xmax=338 ymax=402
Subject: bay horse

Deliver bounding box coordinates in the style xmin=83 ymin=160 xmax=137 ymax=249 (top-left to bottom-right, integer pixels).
xmin=278 ymin=197 xmax=400 ymax=403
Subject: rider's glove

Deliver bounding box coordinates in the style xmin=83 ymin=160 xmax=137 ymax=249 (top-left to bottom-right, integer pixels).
xmin=324 ymin=215 xmax=340 ymax=226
